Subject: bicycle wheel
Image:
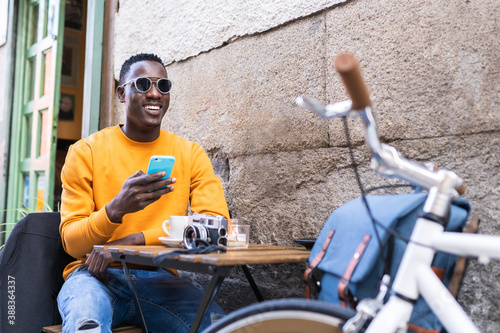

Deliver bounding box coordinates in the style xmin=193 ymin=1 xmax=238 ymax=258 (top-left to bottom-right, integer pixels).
xmin=201 ymin=298 xmax=357 ymax=333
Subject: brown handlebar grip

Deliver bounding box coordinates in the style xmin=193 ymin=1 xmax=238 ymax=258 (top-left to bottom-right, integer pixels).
xmin=456 ymin=184 xmax=466 ymax=196
xmin=433 ymin=164 xmax=466 ymax=196
xmin=334 ymin=53 xmax=371 ymax=110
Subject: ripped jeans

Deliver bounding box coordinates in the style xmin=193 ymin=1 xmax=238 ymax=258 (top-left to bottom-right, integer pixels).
xmin=57 ymin=266 xmax=224 ymax=333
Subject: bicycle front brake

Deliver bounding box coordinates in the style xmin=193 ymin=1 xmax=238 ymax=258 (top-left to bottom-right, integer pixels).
xmin=343 ymin=275 xmax=391 ymax=333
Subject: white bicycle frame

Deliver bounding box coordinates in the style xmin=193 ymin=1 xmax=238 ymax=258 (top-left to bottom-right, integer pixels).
xmin=297 ymin=96 xmax=500 ymax=332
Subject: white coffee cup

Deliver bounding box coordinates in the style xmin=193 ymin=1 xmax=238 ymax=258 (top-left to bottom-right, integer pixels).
xmin=162 ymin=216 xmax=189 ymax=239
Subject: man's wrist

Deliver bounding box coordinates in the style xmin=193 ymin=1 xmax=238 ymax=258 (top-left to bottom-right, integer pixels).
xmin=135 ymin=232 xmax=146 ymax=245
xmin=105 ymin=203 xmax=123 ymax=223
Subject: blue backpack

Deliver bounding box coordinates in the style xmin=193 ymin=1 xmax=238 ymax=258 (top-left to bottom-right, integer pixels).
xmin=306 ymin=193 xmax=470 ymax=332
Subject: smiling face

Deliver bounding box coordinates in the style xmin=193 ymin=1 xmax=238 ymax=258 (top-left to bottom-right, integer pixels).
xmin=117 ymin=60 xmax=170 ymax=142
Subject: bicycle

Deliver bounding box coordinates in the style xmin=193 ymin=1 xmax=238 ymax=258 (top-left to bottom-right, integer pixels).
xmin=201 ymin=53 xmax=500 ymax=333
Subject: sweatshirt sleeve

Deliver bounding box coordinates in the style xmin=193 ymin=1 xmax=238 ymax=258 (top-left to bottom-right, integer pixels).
xmin=142 ymin=227 xmax=165 ymax=245
xmin=59 ymin=143 xmax=122 ymax=258
xmin=189 ymin=144 xmax=230 ymax=219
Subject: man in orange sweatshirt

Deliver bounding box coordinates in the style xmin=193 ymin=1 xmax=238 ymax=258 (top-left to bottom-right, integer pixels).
xmin=57 ymin=53 xmax=229 ymax=333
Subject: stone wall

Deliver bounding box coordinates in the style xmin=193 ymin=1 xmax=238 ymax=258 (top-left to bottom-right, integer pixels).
xmin=113 ymin=0 xmax=500 ymax=330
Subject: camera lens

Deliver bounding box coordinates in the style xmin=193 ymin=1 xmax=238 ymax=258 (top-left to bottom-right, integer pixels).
xmin=183 ymin=224 xmax=209 ymax=249
xmin=184 ymin=226 xmax=197 ymax=243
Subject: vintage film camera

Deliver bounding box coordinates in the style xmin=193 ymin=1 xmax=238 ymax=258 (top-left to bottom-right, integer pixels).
xmin=183 ymin=214 xmax=228 ymax=249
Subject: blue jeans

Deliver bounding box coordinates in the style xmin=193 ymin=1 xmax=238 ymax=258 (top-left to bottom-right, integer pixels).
xmin=57 ymin=266 xmax=224 ymax=333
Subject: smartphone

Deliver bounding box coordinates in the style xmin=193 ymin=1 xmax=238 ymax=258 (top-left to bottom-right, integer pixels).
xmin=146 ymin=155 xmax=175 ymax=189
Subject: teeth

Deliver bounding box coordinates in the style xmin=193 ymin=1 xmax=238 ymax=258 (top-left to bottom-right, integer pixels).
xmin=145 ymin=105 xmax=160 ymax=110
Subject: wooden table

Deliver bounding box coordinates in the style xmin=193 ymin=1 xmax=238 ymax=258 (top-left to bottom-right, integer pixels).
xmin=95 ymin=243 xmax=310 ymax=333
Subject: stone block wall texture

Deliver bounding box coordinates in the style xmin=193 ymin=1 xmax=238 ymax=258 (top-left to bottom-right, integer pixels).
xmin=114 ymin=0 xmax=500 ymax=330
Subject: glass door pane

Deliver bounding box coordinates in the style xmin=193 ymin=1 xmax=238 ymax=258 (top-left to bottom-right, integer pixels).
xmin=36 ymin=172 xmax=46 ymax=211
xmin=22 ymin=173 xmax=30 ymax=208
xmin=38 ymin=108 xmax=50 ymax=157
xmin=28 ymin=2 xmax=39 ymax=47
xmin=27 ymin=57 xmax=36 ymax=101
xmin=41 ymin=48 xmax=52 ymax=96
xmin=23 ymin=113 xmax=33 ymax=159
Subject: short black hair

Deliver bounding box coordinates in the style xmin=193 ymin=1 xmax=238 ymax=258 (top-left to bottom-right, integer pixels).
xmin=119 ymin=53 xmax=166 ymax=84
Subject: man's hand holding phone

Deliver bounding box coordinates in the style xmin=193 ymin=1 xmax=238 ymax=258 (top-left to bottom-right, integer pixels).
xmin=105 ymin=156 xmax=176 ymax=223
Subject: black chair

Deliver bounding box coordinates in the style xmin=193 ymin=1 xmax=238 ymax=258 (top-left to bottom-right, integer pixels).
xmin=0 ymin=212 xmax=74 ymax=333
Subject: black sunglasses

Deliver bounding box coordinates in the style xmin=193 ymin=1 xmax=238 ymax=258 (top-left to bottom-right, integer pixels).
xmin=121 ymin=77 xmax=172 ymax=94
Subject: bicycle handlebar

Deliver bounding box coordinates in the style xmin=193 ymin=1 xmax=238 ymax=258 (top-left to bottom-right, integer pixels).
xmin=335 ymin=53 xmax=371 ymax=110
xmin=298 ymin=52 xmax=466 ymax=197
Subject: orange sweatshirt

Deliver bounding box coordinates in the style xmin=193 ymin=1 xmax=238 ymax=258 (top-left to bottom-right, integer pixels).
xmin=60 ymin=125 xmax=229 ymax=279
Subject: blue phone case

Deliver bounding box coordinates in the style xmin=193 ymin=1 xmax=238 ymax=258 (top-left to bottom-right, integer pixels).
xmin=147 ymin=155 xmax=175 ymax=181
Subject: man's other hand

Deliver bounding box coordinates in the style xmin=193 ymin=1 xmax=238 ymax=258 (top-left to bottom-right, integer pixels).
xmin=85 ymin=233 xmax=145 ymax=284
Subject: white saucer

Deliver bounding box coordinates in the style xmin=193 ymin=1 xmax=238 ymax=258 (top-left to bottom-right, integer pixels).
xmin=159 ymin=237 xmax=183 ymax=247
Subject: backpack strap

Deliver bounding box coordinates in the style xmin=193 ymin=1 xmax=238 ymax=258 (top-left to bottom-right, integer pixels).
xmin=407 ymin=323 xmax=440 ymax=333
xmin=338 ymin=234 xmax=371 ymax=308
xmin=448 ymin=214 xmax=480 ymax=297
xmin=304 ymin=230 xmax=335 ymax=299
xmin=431 ymin=267 xmax=445 ymax=281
